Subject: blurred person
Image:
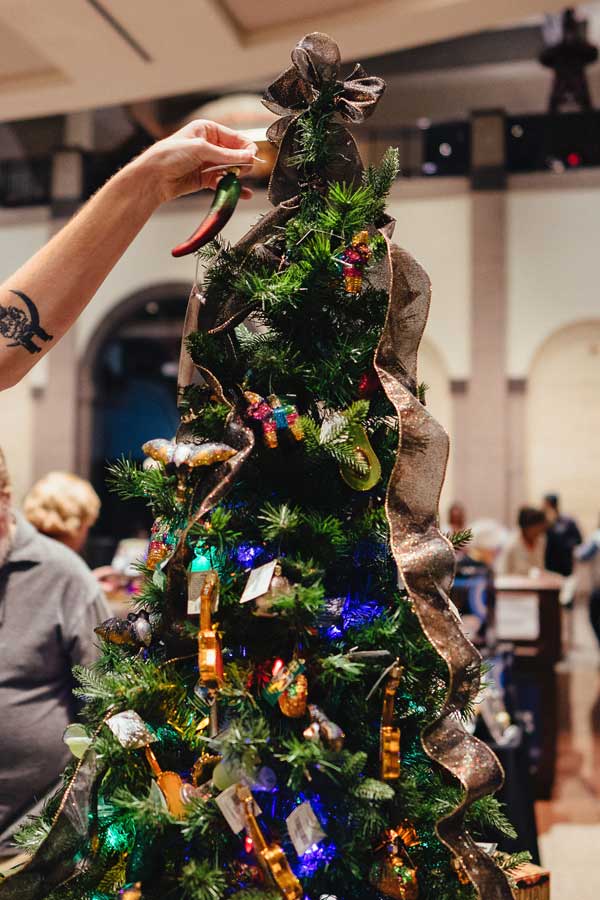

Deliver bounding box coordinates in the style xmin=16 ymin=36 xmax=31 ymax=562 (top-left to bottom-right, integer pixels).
xmin=23 ymin=471 xmax=100 ymax=554
xmin=542 ymin=492 xmax=582 ymax=576
xmin=454 ymin=519 xmax=508 ymax=645
xmin=0 ymin=119 xmax=258 ymax=391
xmin=574 ymin=522 xmax=600 ymax=648
xmin=0 ymin=450 xmax=110 ymax=857
xmin=443 ymin=501 xmax=467 ymax=534
xmin=463 ymin=518 xmax=509 ymax=570
xmin=496 ymin=507 xmax=548 ymax=577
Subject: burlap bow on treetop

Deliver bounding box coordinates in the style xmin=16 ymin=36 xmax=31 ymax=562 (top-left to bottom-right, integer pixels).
xmin=263 ymin=31 xmax=385 ymax=204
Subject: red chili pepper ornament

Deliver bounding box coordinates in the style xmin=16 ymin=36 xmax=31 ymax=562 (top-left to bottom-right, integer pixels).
xmin=171 ymin=168 xmax=242 ymax=257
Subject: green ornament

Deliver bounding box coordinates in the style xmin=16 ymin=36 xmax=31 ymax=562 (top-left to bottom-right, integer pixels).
xmin=63 ymin=723 xmax=92 ymax=759
xmin=212 ymin=759 xmax=240 ymax=791
xmin=189 ymin=542 xmax=212 ymax=572
xmin=339 ymin=424 xmax=381 ymax=491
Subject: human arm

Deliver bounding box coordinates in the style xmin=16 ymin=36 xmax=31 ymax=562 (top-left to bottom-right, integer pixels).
xmin=0 ymin=120 xmax=257 ymax=390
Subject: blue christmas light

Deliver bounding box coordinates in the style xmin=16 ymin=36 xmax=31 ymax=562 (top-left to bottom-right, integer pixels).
xmin=235 ymin=543 xmax=265 ymax=567
xmin=341 ymin=593 xmax=384 ymax=629
xmin=297 ymin=840 xmax=338 ymax=877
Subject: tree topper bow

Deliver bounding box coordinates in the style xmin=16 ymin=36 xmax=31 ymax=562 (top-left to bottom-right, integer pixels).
xmin=262 ymin=32 xmax=386 ymax=204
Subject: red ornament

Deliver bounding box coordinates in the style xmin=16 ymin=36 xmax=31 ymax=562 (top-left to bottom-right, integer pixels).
xmin=358 ymin=370 xmax=381 ymax=399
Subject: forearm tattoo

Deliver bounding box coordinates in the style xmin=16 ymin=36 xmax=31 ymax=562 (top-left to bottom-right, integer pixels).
xmin=0 ymin=290 xmax=53 ymax=354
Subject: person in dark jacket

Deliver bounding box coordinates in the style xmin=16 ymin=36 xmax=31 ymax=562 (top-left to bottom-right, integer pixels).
xmin=542 ymin=493 xmax=582 ymax=576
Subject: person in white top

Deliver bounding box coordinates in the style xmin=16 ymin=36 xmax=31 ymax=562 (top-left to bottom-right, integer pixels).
xmin=496 ymin=507 xmax=548 ymax=577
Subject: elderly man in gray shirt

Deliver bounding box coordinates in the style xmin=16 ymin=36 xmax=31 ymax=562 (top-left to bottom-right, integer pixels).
xmin=0 ymin=449 xmax=110 ymax=857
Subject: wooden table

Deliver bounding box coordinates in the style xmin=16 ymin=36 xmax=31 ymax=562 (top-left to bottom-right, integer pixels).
xmin=494 ymin=573 xmax=564 ymax=799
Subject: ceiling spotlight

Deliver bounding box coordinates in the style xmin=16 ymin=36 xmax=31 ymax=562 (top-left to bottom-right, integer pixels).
xmin=145 ymin=301 xmax=159 ymax=315
xmin=511 ymin=124 xmax=524 ymax=138
xmin=417 ymin=117 xmax=431 ymax=130
xmin=439 ymin=142 xmax=452 ymax=157
xmin=422 ymin=162 xmax=438 ymax=175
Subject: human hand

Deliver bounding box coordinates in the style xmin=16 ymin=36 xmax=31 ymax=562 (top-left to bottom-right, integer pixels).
xmin=129 ymin=119 xmax=258 ymax=205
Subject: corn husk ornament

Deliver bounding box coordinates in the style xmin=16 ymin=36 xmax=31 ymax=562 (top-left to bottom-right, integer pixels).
xmin=337 ymin=230 xmax=372 ymax=294
xmin=278 ymin=672 xmax=308 ymax=718
xmin=142 ymin=437 xmax=238 ymax=503
xmin=146 ymin=517 xmax=182 ymax=571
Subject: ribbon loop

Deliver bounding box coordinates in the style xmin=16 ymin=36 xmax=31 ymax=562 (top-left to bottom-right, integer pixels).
xmin=263 ymin=31 xmax=385 ymax=204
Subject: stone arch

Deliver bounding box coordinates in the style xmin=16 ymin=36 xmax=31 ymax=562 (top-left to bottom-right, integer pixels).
xmin=526 ymin=319 xmax=600 ymax=535
xmin=76 ymin=281 xmax=190 ymax=478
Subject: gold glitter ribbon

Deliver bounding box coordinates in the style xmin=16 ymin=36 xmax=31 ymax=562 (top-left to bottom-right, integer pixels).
xmin=373 ymin=228 xmax=512 ymax=899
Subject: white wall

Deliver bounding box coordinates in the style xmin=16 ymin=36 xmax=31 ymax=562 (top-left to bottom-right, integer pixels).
xmin=388 ymin=182 xmax=471 ymax=380
xmin=508 ymin=181 xmax=600 ymax=377
xmin=0 ymin=210 xmax=50 ymax=502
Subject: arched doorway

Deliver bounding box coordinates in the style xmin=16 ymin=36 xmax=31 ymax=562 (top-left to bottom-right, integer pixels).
xmin=418 ymin=336 xmax=454 ymax=521
xmin=527 ymin=320 xmax=600 ymax=535
xmin=77 ymin=282 xmax=189 ymax=565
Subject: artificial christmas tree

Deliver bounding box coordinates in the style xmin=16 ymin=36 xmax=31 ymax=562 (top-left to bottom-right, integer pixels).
xmin=1 ymin=33 xmax=526 ymax=900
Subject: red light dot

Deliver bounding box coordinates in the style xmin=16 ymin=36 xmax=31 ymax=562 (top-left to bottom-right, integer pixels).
xmin=245 ymin=836 xmax=254 ymax=854
xmin=567 ymin=152 xmax=581 ymax=167
xmin=272 ymin=658 xmax=285 ymax=676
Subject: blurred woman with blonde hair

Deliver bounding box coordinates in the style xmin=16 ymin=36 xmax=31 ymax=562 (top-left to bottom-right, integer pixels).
xmin=24 ymin=471 xmax=100 ymax=554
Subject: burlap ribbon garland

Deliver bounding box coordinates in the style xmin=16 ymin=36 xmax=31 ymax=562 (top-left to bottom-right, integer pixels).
xmin=373 ymin=225 xmax=513 ymax=899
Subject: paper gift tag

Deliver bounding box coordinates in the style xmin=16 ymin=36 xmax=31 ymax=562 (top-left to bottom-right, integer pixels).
xmin=188 ymin=570 xmax=220 ymax=615
xmin=215 ymin=783 xmax=261 ymax=834
xmin=286 ymin=801 xmax=325 ymax=856
xmin=107 ymin=710 xmax=156 ymax=749
xmin=240 ymin=559 xmax=277 ymax=604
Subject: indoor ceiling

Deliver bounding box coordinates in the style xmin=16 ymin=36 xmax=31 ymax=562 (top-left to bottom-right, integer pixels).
xmin=0 ymin=0 xmax=571 ymax=123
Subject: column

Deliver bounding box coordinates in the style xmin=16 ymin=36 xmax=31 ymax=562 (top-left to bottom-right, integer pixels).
xmin=31 ymin=112 xmax=93 ymax=480
xmin=463 ymin=109 xmax=510 ymax=523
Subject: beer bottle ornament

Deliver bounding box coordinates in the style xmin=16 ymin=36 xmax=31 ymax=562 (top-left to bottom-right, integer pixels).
xmin=255 ymin=563 xmax=292 ymax=617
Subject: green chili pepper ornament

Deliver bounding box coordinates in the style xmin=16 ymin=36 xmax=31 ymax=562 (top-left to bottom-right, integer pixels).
xmin=171 ymin=168 xmax=242 ymax=258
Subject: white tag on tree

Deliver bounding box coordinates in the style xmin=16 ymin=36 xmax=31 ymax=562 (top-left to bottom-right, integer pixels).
xmin=240 ymin=559 xmax=277 ymax=604
xmin=187 ymin=570 xmax=220 ymax=615
xmin=286 ymin=801 xmax=325 ymax=856
xmin=215 ymin=783 xmax=261 ymax=834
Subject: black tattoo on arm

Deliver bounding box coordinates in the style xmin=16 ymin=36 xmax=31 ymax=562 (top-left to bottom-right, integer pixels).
xmin=0 ymin=290 xmax=53 ymax=354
